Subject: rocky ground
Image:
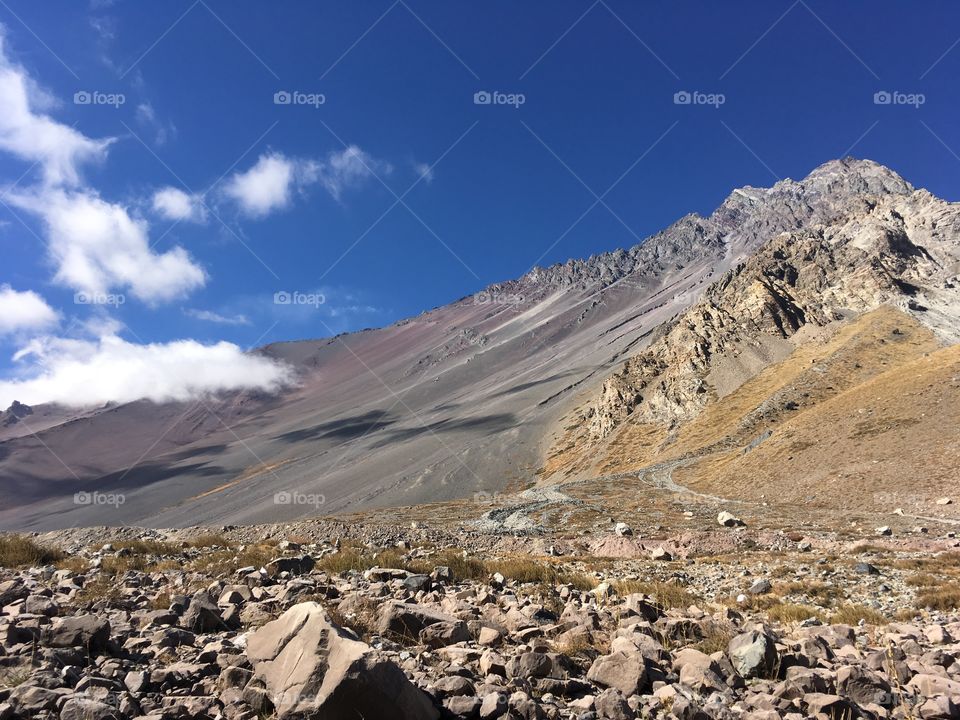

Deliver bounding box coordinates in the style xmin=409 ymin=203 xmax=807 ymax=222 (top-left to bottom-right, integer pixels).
xmin=1 ymin=514 xmax=960 ymax=719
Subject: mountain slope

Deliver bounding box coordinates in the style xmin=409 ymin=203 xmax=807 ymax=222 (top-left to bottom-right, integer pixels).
xmin=545 ymin=159 xmax=960 ymax=479
xmin=2 ymin=157 xmax=958 ymax=531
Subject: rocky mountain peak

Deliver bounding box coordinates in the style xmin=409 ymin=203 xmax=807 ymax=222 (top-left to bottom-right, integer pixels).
xmin=1 ymin=401 xmax=32 ymax=428
xmin=487 ymin=159 xmax=920 ymax=305
xmin=565 ymin=159 xmax=959 ymax=446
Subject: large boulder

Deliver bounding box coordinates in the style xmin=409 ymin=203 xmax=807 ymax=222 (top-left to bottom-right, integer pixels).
xmin=728 ymin=630 xmax=778 ymax=679
xmin=674 ymin=648 xmax=727 ymax=693
xmin=420 ymin=620 xmax=470 ymax=648
xmin=0 ymin=579 xmax=26 ymax=607
xmin=246 ymin=602 xmax=438 ymax=720
xmin=586 ymin=651 xmax=648 ymax=696
xmin=43 ymin=615 xmax=110 ymax=653
xmin=181 ymin=592 xmax=227 ymax=633
xmin=60 ymin=697 xmax=122 ymax=720
xmin=265 ymin=555 xmax=315 ymax=577
xmin=376 ymin=600 xmax=461 ymax=640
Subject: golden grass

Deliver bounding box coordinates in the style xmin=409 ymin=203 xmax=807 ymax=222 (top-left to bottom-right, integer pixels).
xmin=314 ymin=547 xmax=592 ymax=589
xmin=0 ymin=667 xmax=30 ymax=688
xmin=325 ymin=597 xmax=379 ymax=640
xmin=100 ymin=554 xmax=155 ymax=574
xmin=0 ymin=534 xmax=65 ymax=567
xmin=553 ymin=634 xmax=608 ymax=659
xmin=186 ymin=543 xmax=277 ymax=576
xmin=773 ymin=580 xmax=842 ymax=604
xmin=488 ymin=558 xmax=594 ymax=589
xmin=70 ymin=578 xmax=123 ymax=608
xmin=615 ymin=580 xmax=700 ymax=610
xmin=109 ymin=539 xmax=182 ymax=555
xmin=692 ymin=621 xmax=736 ymax=654
xmin=767 ymin=603 xmax=822 ymax=623
xmin=828 ymin=604 xmax=887 ymax=626
xmin=915 ymin=588 xmax=960 ymax=611
xmin=186 ymin=533 xmax=233 ymax=548
xmin=55 ymin=556 xmax=90 ymax=574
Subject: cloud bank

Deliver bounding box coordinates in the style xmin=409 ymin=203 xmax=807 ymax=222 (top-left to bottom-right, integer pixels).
xmin=0 ymin=27 xmax=289 ymax=408
xmin=0 ymin=332 xmax=292 ymax=408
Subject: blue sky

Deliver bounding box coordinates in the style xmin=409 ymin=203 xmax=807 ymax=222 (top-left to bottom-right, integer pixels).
xmin=0 ymin=0 xmax=959 ymax=406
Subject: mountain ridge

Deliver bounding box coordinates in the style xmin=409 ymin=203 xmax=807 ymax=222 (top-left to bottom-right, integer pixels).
xmin=2 ymin=157 xmax=957 ymax=532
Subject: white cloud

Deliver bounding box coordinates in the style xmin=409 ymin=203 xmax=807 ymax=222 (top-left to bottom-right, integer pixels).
xmin=0 ymin=331 xmax=293 ymax=408
xmin=414 ymin=161 xmax=434 ymax=184
xmin=0 ymin=285 xmax=58 ymax=335
xmin=0 ymin=32 xmax=113 ymax=186
xmin=0 ymin=31 xmax=205 ymax=304
xmin=317 ymin=145 xmax=390 ymax=200
xmin=222 ymin=146 xmax=389 ymax=217
xmin=136 ymin=101 xmax=175 ymax=146
xmin=223 ymin=152 xmax=296 ymax=218
xmin=151 ymin=186 xmax=207 ymax=223
xmin=184 ymin=308 xmax=250 ymax=326
xmin=9 ymin=188 xmax=207 ymax=303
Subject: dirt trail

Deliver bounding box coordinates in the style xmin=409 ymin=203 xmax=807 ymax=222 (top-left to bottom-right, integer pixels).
xmin=476 ymin=457 xmax=748 ymax=533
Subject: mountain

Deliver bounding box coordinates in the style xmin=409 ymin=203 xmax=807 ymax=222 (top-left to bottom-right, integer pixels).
xmin=2 ymin=158 xmax=958 ymax=531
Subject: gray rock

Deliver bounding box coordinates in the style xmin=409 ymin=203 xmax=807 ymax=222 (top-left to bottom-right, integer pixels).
xmin=403 ymin=574 xmax=432 ymax=592
xmin=586 ymin=651 xmax=648 ymax=696
xmin=594 ymin=688 xmax=632 ymax=720
xmin=728 ymin=630 xmax=778 ymax=679
xmin=181 ymin=593 xmax=226 ymax=633
xmin=265 ymin=555 xmax=315 ymax=577
xmin=420 ymin=620 xmax=470 ymax=648
xmin=376 ymin=600 xmax=460 ymax=640
xmin=432 ymin=675 xmax=474 ymax=698
xmin=44 ymin=615 xmax=111 ymax=652
xmin=60 ymin=697 xmax=121 ymax=720
xmin=246 ymin=601 xmax=438 ymax=719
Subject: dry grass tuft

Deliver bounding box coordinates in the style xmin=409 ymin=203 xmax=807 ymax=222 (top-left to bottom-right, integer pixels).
xmin=325 ymin=597 xmax=379 ymax=641
xmin=0 ymin=535 xmax=64 ymax=568
xmin=186 ymin=533 xmax=233 ymax=548
xmin=915 ymin=587 xmax=960 ymax=611
xmin=767 ymin=603 xmax=822 ymax=623
xmin=553 ymin=634 xmax=608 ymax=659
xmin=828 ymin=604 xmax=887 ymax=626
xmin=0 ymin=666 xmax=31 ymax=688
xmin=187 ymin=543 xmax=277 ymax=576
xmin=693 ymin=621 xmax=735 ymax=654
xmin=109 ymin=539 xmax=182 ymax=555
xmin=774 ymin=580 xmax=842 ymax=604
xmin=615 ymin=580 xmax=700 ymax=610
xmin=70 ymin=578 xmax=123 ymax=608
